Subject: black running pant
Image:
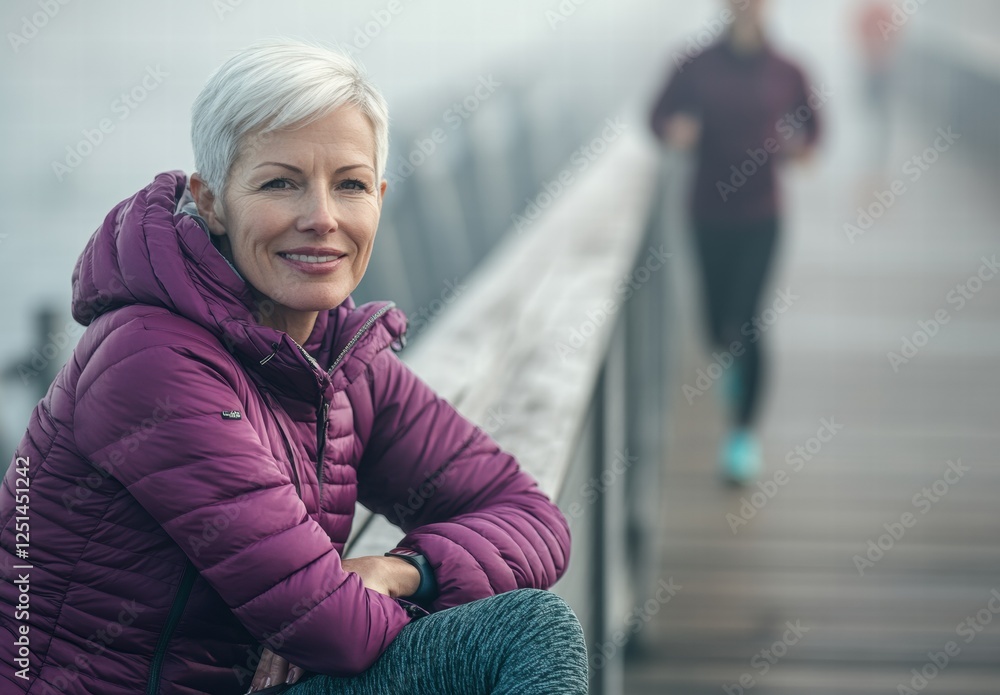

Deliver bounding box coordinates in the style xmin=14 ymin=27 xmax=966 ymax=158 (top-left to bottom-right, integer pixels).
xmin=691 ymin=217 xmax=780 ymax=426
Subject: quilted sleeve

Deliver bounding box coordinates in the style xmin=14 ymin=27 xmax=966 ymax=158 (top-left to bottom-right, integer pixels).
xmin=356 ymin=348 xmax=571 ymax=611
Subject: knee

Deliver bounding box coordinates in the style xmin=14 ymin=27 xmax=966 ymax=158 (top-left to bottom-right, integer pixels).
xmin=495 ymin=588 xmax=565 ymax=611
xmin=495 ymin=590 xmax=584 ymax=639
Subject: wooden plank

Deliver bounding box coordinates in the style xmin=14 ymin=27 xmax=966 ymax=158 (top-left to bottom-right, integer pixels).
xmin=624 ymin=76 xmax=1000 ymax=694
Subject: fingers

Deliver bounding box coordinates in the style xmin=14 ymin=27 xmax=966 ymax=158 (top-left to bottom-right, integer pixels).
xmin=248 ymin=647 xmax=271 ymax=693
xmin=286 ymin=665 xmax=305 ymax=685
xmin=247 ymin=647 xmax=289 ymax=692
xmin=247 ymin=647 xmax=272 ymax=693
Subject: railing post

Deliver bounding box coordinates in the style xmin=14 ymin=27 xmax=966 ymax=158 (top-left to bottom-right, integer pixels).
xmin=624 ymin=155 xmax=673 ymax=610
xmin=593 ymin=325 xmax=629 ymax=695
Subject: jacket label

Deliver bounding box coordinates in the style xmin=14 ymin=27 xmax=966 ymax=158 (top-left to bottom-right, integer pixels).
xmin=221 ymin=410 xmax=242 ymax=420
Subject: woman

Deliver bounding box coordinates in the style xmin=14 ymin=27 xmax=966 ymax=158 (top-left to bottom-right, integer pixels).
xmin=0 ymin=41 xmax=587 ymax=694
xmin=649 ymin=0 xmax=821 ymax=484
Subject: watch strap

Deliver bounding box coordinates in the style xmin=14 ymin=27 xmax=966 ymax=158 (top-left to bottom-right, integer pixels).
xmin=385 ymin=548 xmax=438 ymax=608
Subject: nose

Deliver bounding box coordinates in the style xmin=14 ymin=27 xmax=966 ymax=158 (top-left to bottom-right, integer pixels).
xmin=296 ymin=187 xmax=339 ymax=235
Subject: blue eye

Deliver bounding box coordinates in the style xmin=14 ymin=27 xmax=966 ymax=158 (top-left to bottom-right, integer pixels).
xmin=342 ymin=178 xmax=369 ymax=191
xmin=261 ymin=178 xmax=292 ymax=190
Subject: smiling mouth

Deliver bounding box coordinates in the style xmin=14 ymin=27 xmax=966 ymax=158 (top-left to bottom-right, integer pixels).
xmin=278 ymin=252 xmax=345 ymax=264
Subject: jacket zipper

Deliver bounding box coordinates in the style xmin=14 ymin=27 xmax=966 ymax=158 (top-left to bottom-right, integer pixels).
xmin=327 ymin=302 xmax=397 ymax=375
xmin=146 ymin=562 xmax=198 ymax=695
xmin=262 ymin=301 xmax=398 ymax=378
xmin=315 ymin=399 xmax=330 ymax=504
xmin=315 ymin=302 xmax=396 ymax=505
xmin=278 ymin=423 xmax=303 ymax=500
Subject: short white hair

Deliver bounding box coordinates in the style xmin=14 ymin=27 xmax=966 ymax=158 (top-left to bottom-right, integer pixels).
xmin=191 ymin=39 xmax=390 ymax=196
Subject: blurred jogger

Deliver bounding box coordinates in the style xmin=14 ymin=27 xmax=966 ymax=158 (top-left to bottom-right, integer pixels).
xmin=649 ymin=0 xmax=822 ymax=484
xmin=856 ymin=0 xmax=901 ymax=170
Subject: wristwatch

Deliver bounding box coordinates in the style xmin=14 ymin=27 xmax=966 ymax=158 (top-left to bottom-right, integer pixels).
xmin=385 ymin=548 xmax=438 ymax=609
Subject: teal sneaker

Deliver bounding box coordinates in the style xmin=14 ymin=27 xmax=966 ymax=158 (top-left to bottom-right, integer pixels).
xmin=721 ymin=429 xmax=761 ymax=486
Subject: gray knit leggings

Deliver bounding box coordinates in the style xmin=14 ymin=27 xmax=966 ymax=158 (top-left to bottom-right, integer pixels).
xmin=286 ymin=589 xmax=588 ymax=694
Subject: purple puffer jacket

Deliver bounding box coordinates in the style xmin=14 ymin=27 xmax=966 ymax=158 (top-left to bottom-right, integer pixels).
xmin=0 ymin=171 xmax=570 ymax=694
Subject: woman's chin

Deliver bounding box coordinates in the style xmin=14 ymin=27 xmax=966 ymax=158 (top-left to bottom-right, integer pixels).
xmin=263 ymin=284 xmax=355 ymax=313
xmin=288 ymin=291 xmax=353 ymax=313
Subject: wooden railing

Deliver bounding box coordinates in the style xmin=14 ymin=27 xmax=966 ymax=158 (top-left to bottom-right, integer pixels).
xmin=898 ymin=29 xmax=1000 ymax=169
xmin=346 ymin=113 xmax=672 ymax=694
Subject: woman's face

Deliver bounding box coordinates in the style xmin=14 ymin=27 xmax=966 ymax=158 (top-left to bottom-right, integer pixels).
xmin=729 ymin=0 xmax=768 ymax=25
xmin=199 ymin=105 xmax=385 ymax=326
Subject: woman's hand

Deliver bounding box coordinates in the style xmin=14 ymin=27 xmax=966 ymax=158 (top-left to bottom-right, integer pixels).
xmin=664 ymin=113 xmax=702 ymax=150
xmin=342 ymin=555 xmax=420 ymax=598
xmin=244 ymin=556 xmax=418 ymax=691
xmin=246 ymin=648 xmax=304 ymax=692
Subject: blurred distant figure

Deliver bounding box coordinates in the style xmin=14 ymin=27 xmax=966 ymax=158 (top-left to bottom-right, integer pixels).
xmin=0 ymin=306 xmax=65 ymax=474
xmin=2 ymin=306 xmax=63 ymax=400
xmin=857 ymin=0 xmax=901 ymax=167
xmin=649 ymin=0 xmax=822 ymax=484
xmin=2 ymin=306 xmax=64 ymax=402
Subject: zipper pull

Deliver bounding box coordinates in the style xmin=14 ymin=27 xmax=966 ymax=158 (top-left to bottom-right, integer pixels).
xmin=259 ymin=342 xmax=280 ymax=366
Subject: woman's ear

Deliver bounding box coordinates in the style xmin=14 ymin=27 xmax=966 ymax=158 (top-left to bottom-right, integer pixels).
xmin=189 ymin=173 xmax=227 ymax=236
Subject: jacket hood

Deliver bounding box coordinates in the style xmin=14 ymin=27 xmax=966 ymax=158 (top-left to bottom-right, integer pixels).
xmin=71 ymin=170 xmax=407 ymax=382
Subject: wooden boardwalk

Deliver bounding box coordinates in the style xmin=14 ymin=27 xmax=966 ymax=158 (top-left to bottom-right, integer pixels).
xmin=623 ymin=109 xmax=1000 ymax=693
